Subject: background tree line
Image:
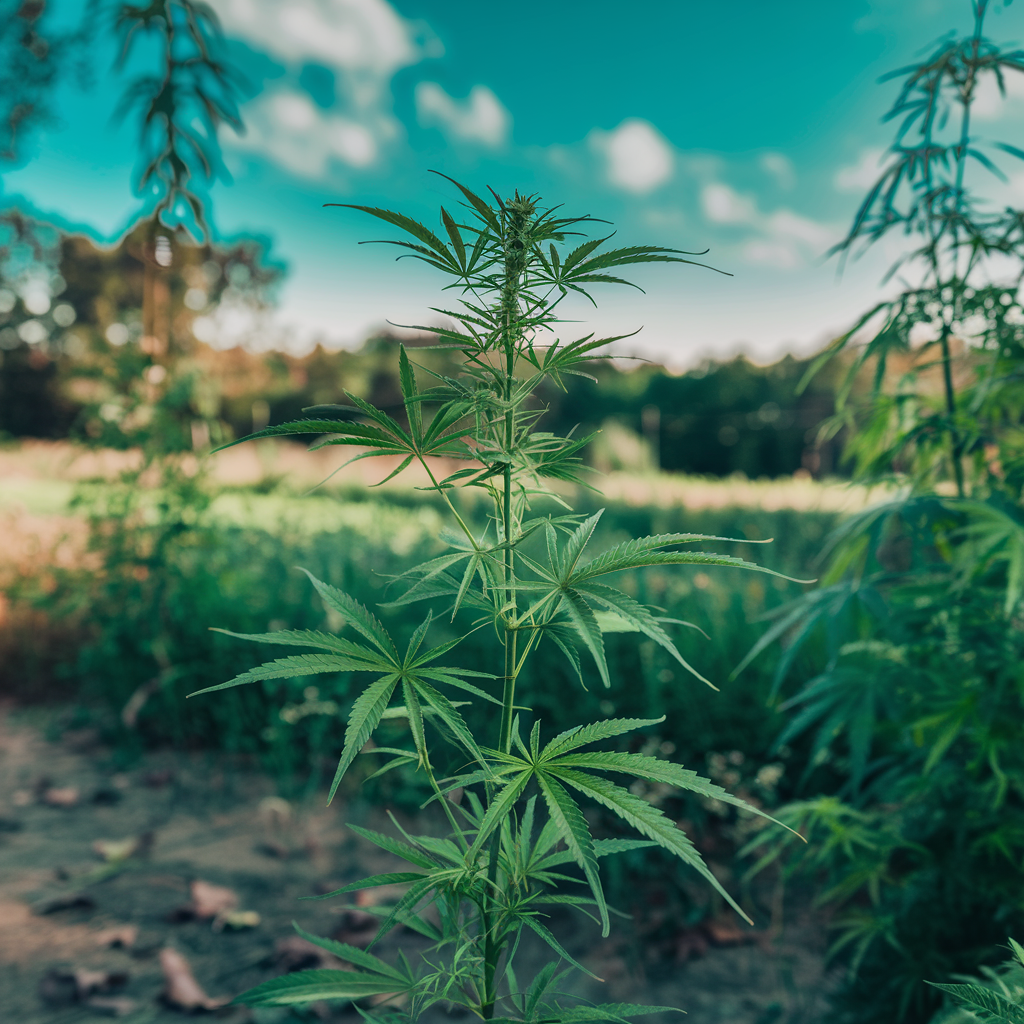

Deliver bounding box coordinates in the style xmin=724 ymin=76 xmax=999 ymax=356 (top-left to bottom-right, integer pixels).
xmin=0 ymin=220 xmax=847 ymax=477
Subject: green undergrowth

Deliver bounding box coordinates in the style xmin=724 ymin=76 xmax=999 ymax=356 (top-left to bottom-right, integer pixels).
xmin=5 ymin=482 xmax=835 ymax=802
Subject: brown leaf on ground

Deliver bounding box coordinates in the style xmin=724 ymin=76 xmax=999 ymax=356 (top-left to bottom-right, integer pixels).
xmin=184 ymin=880 xmax=239 ymax=920
xmin=703 ymin=916 xmax=758 ymax=946
xmin=159 ymin=947 xmax=229 ymax=1011
xmin=670 ymin=916 xmax=763 ymax=963
xmin=95 ymin=924 xmax=139 ymax=949
xmin=42 ymin=786 xmax=80 ymax=808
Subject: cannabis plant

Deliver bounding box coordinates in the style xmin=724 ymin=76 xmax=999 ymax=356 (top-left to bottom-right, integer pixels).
xmin=192 ymin=176 xmax=797 ymax=1020
xmin=740 ymin=3 xmax=1024 ymax=1021
xmin=928 ymin=938 xmax=1024 ymax=1024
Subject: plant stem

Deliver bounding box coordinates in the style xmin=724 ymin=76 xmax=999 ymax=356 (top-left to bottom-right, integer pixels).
xmin=939 ymin=325 xmax=965 ymax=498
xmin=482 ymin=207 xmax=526 ymax=1019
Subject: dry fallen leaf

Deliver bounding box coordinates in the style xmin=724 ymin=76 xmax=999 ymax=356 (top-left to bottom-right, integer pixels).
xmin=703 ymin=916 xmax=756 ymax=946
xmin=159 ymin=947 xmax=229 ymax=1012
xmin=187 ymin=879 xmax=238 ymax=919
xmin=42 ymin=786 xmax=80 ymax=808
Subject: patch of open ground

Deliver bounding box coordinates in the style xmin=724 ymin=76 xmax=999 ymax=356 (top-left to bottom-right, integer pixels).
xmin=0 ymin=705 xmax=835 ymax=1024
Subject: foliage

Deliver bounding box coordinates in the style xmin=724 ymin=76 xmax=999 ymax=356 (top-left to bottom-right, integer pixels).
xmin=742 ymin=3 xmax=1024 ymax=1021
xmin=928 ymin=938 xmax=1024 ymax=1024
xmin=0 ymin=0 xmax=92 ymax=164
xmin=1 ymin=474 xmax=827 ymax=802
xmin=191 ymin=179 xmax=799 ymax=1019
xmin=113 ymin=0 xmax=244 ymax=241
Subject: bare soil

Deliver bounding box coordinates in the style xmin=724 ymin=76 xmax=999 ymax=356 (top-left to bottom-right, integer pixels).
xmin=0 ymin=705 xmax=835 ymax=1024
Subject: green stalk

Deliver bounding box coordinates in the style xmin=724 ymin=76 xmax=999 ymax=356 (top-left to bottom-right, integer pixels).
xmin=482 ymin=202 xmax=529 ymax=1019
xmin=938 ymin=5 xmax=986 ymax=501
xmin=939 ymin=325 xmax=965 ymax=498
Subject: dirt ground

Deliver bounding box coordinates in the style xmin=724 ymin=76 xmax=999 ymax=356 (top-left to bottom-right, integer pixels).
xmin=0 ymin=704 xmax=836 ymax=1024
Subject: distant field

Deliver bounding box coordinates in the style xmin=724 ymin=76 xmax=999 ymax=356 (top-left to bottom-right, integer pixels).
xmin=1 ymin=439 xmax=891 ymax=521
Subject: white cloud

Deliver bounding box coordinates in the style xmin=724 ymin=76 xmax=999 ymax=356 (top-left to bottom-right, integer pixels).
xmin=835 ymin=147 xmax=887 ymax=192
xmin=209 ymin=0 xmax=437 ymax=177
xmin=234 ymin=90 xmax=378 ymax=176
xmin=767 ymin=209 xmax=833 ymax=249
xmin=209 ymin=0 xmax=427 ymax=83
xmin=589 ymin=119 xmax=675 ymax=194
xmin=971 ymin=68 xmax=1024 ymax=121
xmin=701 ymin=182 xmax=837 ymax=268
xmin=702 ymin=182 xmax=757 ymax=224
xmin=759 ymin=152 xmax=795 ymax=189
xmin=415 ymin=83 xmax=511 ymax=147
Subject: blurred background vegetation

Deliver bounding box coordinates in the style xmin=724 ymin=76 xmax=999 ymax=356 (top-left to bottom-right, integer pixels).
xmin=3 ymin=3 xmax=1024 ymax=1024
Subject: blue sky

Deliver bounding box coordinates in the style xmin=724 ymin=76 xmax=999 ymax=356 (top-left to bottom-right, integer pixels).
xmin=6 ymin=0 xmax=1024 ymax=365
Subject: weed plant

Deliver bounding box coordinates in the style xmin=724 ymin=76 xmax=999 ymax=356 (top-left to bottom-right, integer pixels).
xmin=740 ymin=3 xmax=1024 ymax=1022
xmin=190 ymin=179 xmax=804 ymax=1019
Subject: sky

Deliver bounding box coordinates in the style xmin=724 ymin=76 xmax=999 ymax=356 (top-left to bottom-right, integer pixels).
xmin=6 ymin=0 xmax=1024 ymax=367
